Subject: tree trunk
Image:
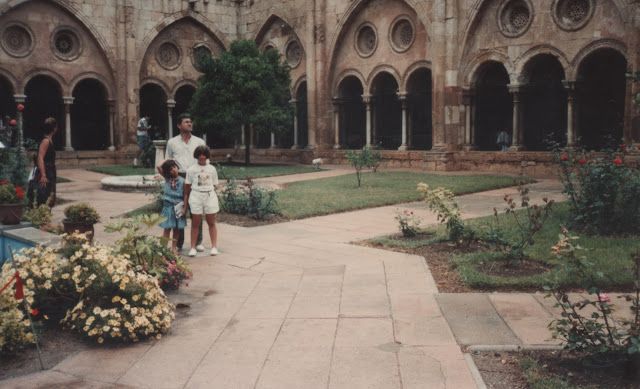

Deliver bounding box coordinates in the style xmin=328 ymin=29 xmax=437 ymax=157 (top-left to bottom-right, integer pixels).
xmin=244 ymin=124 xmax=251 ymax=166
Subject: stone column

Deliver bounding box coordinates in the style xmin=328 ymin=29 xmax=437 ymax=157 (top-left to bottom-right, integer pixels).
xmin=462 ymin=89 xmax=475 ymax=150
xmin=332 ymin=98 xmax=341 ymax=149
xmin=240 ymin=125 xmax=246 ymax=149
xmin=270 ymin=132 xmax=276 ymax=149
xmin=508 ymin=84 xmax=523 ymax=150
xmin=363 ymin=94 xmax=372 ymax=147
xmin=13 ymin=94 xmax=26 ymax=149
xmin=107 ymin=99 xmax=116 ymax=151
xmin=153 ymin=140 xmax=167 ymax=169
xmin=290 ymin=99 xmax=298 ymax=149
xmin=562 ymin=81 xmax=576 ymax=147
xmin=398 ymin=92 xmax=408 ymax=151
xmin=166 ymin=99 xmax=175 ymax=139
xmin=63 ymin=96 xmax=74 ymax=151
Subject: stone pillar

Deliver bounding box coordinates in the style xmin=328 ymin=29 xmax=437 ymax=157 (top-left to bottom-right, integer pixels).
xmin=270 ymin=132 xmax=276 ymax=149
xmin=153 ymin=140 xmax=167 ymax=169
xmin=107 ymin=99 xmax=116 ymax=151
xmin=166 ymin=99 xmax=176 ymax=139
xmin=63 ymin=96 xmax=74 ymax=151
xmin=250 ymin=125 xmax=255 ymax=149
xmin=462 ymin=89 xmax=475 ymax=150
xmin=13 ymin=94 xmax=26 ymax=149
xmin=562 ymin=81 xmax=576 ymax=147
xmin=508 ymin=84 xmax=523 ymax=150
xmin=363 ymin=94 xmax=372 ymax=147
xmin=240 ymin=125 xmax=246 ymax=149
xmin=332 ymin=98 xmax=341 ymax=149
xmin=290 ymin=99 xmax=298 ymax=150
xmin=398 ymin=92 xmax=408 ymax=151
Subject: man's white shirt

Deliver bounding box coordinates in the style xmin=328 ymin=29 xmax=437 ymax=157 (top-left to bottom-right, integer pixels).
xmin=165 ymin=134 xmax=206 ymax=173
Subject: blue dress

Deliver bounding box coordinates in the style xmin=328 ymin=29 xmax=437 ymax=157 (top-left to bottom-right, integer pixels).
xmin=160 ymin=177 xmax=187 ymax=229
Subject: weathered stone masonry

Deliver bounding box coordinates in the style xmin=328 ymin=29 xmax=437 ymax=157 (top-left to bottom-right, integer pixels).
xmin=0 ymin=0 xmax=638 ymax=174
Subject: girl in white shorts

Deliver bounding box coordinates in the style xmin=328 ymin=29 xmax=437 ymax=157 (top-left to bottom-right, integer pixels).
xmin=184 ymin=145 xmax=219 ymax=257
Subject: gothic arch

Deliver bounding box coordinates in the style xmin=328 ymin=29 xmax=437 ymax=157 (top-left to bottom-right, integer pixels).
xmin=459 ymin=0 xmax=630 ymax=63
xmin=137 ymin=12 xmax=229 ymax=61
xmin=572 ymin=39 xmax=628 ymax=79
xmin=292 ymin=75 xmax=307 ymax=97
xmin=515 ymin=45 xmax=571 ymax=83
xmin=367 ymin=65 xmax=402 ymax=95
xmin=401 ymin=60 xmax=432 ymax=92
xmin=254 ymin=14 xmax=300 ymax=44
xmin=463 ymin=51 xmax=515 ymax=88
xmin=0 ymin=0 xmax=116 ymax=77
xmin=21 ymin=69 xmax=67 ymax=95
xmin=171 ymin=79 xmax=198 ymax=98
xmin=333 ymin=69 xmax=367 ymax=97
xmin=70 ymin=72 xmax=114 ymax=99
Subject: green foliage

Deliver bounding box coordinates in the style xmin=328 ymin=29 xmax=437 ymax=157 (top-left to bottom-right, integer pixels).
xmin=487 ymin=185 xmax=554 ymax=263
xmin=345 ymin=147 xmax=382 ymax=187
xmin=627 ymin=70 xmax=640 ymax=108
xmin=556 ymin=146 xmax=640 ymax=234
xmin=24 ymin=203 xmax=52 ymax=227
xmin=394 ymin=209 xmax=421 ymax=238
xmin=519 ymin=357 xmax=576 ymax=389
xmin=190 ymin=40 xmax=292 ymax=165
xmin=546 ymin=229 xmax=640 ymax=360
xmin=0 ymin=182 xmax=26 ymax=204
xmin=0 ymin=123 xmax=29 ymax=187
xmin=105 ymin=214 xmax=192 ymax=290
xmin=63 ymin=203 xmax=100 ymax=224
xmin=417 ymin=183 xmax=473 ymax=244
xmin=220 ymin=178 xmax=280 ymax=220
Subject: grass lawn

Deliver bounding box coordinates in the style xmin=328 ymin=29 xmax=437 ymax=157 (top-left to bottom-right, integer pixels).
xmin=87 ymin=164 xmax=320 ymax=179
xmin=277 ymin=172 xmax=529 ymax=219
xmin=372 ymin=202 xmax=640 ymax=289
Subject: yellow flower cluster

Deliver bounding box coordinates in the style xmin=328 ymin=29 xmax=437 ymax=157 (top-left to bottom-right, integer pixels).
xmin=0 ymin=267 xmax=35 ymax=353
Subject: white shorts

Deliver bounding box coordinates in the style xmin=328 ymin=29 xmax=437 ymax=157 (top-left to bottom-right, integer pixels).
xmin=189 ymin=190 xmax=219 ymax=215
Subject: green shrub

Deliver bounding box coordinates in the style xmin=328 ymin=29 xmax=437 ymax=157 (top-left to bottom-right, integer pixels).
xmin=220 ymin=178 xmax=279 ymax=220
xmin=417 ymin=183 xmax=473 ymax=244
xmin=25 ymin=204 xmax=52 ymax=227
xmin=394 ymin=209 xmax=421 ymax=238
xmin=0 ymin=181 xmax=26 ymax=204
xmin=556 ymin=147 xmax=640 ymax=234
xmin=345 ymin=146 xmax=382 ymax=187
xmin=63 ymin=203 xmax=100 ymax=224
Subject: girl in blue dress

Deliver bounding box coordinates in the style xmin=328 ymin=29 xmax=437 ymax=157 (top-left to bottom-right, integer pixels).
xmin=160 ymin=160 xmax=186 ymax=253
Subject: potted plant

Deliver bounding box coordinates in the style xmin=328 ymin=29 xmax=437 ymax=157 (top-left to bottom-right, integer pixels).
xmin=0 ymin=180 xmax=26 ymax=224
xmin=63 ymin=203 xmax=100 ymax=240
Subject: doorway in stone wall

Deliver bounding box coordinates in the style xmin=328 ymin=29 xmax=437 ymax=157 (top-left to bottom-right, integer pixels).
xmin=522 ymin=54 xmax=567 ymax=150
xmin=139 ymin=83 xmax=168 ymax=140
xmin=406 ymin=67 xmax=432 ymax=150
xmin=371 ymin=72 xmax=402 ymax=149
xmin=473 ymin=61 xmax=511 ymax=151
xmin=338 ymin=76 xmax=365 ymax=149
xmin=577 ymin=48 xmax=627 ymax=150
xmin=71 ymin=79 xmax=109 ymax=150
xmin=24 ymin=75 xmax=64 ymax=149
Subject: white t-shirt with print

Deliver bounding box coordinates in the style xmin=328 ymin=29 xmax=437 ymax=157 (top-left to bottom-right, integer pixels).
xmin=185 ymin=163 xmax=219 ymax=192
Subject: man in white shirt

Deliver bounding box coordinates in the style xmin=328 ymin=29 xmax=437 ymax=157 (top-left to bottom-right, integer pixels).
xmin=163 ymin=113 xmax=206 ymax=252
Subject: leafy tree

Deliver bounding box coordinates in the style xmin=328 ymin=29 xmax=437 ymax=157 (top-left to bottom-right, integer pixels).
xmin=190 ymin=40 xmax=293 ymax=165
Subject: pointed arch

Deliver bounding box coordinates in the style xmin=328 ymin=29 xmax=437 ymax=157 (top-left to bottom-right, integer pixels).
xmin=0 ymin=0 xmax=116 ymax=76
xmin=254 ymin=14 xmax=297 ymax=44
xmin=137 ymin=11 xmax=229 ymax=61
xmin=292 ymin=75 xmax=307 ymax=97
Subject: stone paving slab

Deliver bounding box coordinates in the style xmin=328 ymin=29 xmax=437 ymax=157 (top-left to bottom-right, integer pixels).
xmin=488 ymin=294 xmax=559 ymax=346
xmin=436 ymin=294 xmax=521 ymax=346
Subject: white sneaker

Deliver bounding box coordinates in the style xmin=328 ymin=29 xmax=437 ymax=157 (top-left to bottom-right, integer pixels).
xmin=188 ymin=248 xmax=197 ymax=257
xmin=210 ymin=247 xmax=219 ymax=256
xmin=196 ymin=244 xmax=205 ymax=252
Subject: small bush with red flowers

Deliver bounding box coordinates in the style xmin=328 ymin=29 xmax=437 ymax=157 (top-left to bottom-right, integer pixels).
xmin=555 ymin=146 xmax=640 ymax=235
xmin=0 ymin=180 xmax=26 ymax=205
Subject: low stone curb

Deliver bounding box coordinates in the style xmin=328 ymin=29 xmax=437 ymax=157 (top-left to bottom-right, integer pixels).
xmin=463 ymin=353 xmax=488 ymax=389
xmin=466 ymin=344 xmax=563 ymax=352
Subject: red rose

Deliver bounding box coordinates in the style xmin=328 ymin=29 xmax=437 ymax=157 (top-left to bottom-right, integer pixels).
xmin=560 ymin=153 xmax=569 ymax=161
xmin=16 ymin=103 xmax=24 ymax=112
xmin=30 ymin=308 xmax=39 ymax=316
xmin=9 ymin=119 xmax=17 ymax=126
xmin=578 ymin=158 xmax=587 ymax=165
xmin=15 ymin=186 xmax=25 ymax=200
xmin=613 ymin=157 xmax=623 ymax=166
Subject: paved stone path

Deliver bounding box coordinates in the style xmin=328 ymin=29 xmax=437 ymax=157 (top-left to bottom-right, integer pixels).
xmin=3 ymin=169 xmax=571 ymax=388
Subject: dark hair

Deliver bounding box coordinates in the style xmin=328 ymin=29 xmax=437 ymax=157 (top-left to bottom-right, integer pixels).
xmin=161 ymin=159 xmax=179 ymax=178
xmin=193 ymin=145 xmax=210 ymax=159
xmin=177 ymin=113 xmax=192 ymax=126
xmin=43 ymin=117 xmax=57 ymax=135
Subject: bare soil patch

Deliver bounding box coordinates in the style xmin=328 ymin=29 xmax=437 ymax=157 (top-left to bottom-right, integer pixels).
xmin=473 ymin=350 xmax=640 ymax=389
xmin=477 ymin=258 xmax=552 ymax=278
xmin=216 ymin=212 xmax=289 ymax=227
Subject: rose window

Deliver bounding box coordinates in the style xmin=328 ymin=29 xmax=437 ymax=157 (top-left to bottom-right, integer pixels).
xmin=356 ymin=24 xmax=377 ymax=57
xmin=1 ymin=24 xmax=32 ymax=57
xmin=553 ymin=0 xmax=594 ymax=31
xmin=390 ymin=18 xmax=414 ymax=52
xmin=157 ymin=42 xmax=181 ymax=70
xmin=52 ymin=29 xmax=81 ymax=60
xmin=285 ymin=40 xmax=302 ymax=68
xmin=498 ymin=0 xmax=533 ymax=37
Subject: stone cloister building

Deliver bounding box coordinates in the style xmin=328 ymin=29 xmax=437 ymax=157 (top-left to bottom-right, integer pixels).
xmin=0 ymin=0 xmax=639 ymax=173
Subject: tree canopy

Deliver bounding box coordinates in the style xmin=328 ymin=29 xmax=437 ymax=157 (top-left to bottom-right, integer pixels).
xmin=190 ymin=40 xmax=293 ymax=164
